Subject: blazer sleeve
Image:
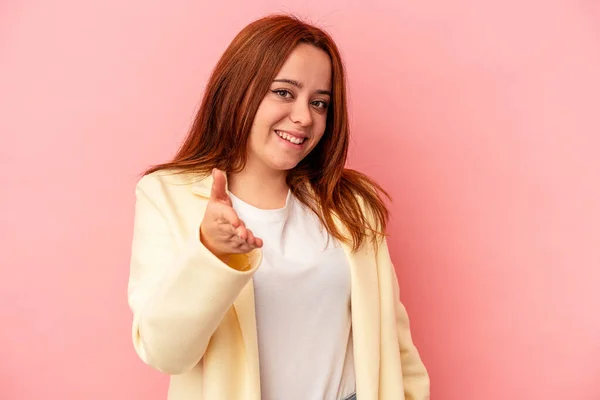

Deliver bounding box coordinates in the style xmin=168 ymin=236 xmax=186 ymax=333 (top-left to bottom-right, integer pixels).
xmin=376 ymin=234 xmax=430 ymax=400
xmin=389 ymin=259 xmax=430 ymax=400
xmin=127 ymin=175 xmax=261 ymax=374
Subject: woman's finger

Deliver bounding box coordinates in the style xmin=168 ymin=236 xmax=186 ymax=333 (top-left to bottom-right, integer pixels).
xmin=246 ymin=229 xmax=257 ymax=247
xmin=236 ymin=243 xmax=254 ymax=254
xmin=236 ymin=224 xmax=248 ymax=241
xmin=218 ymin=206 xmax=240 ymax=228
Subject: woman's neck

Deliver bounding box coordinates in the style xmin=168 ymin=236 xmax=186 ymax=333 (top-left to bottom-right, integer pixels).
xmin=227 ymin=166 xmax=289 ymax=210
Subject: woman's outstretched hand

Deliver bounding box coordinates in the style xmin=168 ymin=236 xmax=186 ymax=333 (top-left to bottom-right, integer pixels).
xmin=199 ymin=169 xmax=263 ymax=262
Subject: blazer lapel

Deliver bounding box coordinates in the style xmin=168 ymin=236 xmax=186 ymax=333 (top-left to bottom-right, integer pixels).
xmin=233 ymin=280 xmax=261 ymax=399
xmin=337 ymin=222 xmax=381 ymax=400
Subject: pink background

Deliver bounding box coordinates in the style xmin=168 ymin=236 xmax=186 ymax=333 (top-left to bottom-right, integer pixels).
xmin=1 ymin=0 xmax=599 ymax=399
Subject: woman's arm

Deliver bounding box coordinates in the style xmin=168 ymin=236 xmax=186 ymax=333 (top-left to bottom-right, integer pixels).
xmin=391 ymin=267 xmax=430 ymax=400
xmin=379 ymin=237 xmax=430 ymax=400
xmin=127 ymin=175 xmax=260 ymax=374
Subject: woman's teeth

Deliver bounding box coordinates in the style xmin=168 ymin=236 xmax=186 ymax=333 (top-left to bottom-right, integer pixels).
xmin=276 ymin=130 xmax=305 ymax=145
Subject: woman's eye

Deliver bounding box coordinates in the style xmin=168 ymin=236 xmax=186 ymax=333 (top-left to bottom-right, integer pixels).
xmin=312 ymin=100 xmax=329 ymax=109
xmin=273 ymin=89 xmax=292 ymax=98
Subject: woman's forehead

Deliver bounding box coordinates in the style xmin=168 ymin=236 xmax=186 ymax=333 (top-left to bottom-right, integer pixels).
xmin=274 ymin=44 xmax=332 ymax=92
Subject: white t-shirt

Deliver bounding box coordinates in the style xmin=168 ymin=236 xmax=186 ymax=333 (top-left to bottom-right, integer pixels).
xmin=229 ymin=190 xmax=356 ymax=400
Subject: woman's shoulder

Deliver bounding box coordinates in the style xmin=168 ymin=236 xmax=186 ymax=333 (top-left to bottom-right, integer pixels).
xmin=135 ymin=168 xmax=208 ymax=196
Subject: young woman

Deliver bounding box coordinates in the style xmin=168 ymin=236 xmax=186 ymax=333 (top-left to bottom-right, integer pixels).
xmin=127 ymin=14 xmax=429 ymax=400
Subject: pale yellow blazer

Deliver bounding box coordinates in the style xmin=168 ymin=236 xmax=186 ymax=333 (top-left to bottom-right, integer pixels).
xmin=127 ymin=170 xmax=430 ymax=400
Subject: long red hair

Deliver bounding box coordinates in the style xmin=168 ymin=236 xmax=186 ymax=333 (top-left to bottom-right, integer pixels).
xmin=145 ymin=14 xmax=390 ymax=251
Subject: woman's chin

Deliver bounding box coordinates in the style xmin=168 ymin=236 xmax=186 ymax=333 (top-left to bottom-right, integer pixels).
xmin=266 ymin=159 xmax=301 ymax=172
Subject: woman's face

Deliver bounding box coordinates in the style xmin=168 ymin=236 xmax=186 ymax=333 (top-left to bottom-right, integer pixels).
xmin=246 ymin=43 xmax=332 ymax=173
